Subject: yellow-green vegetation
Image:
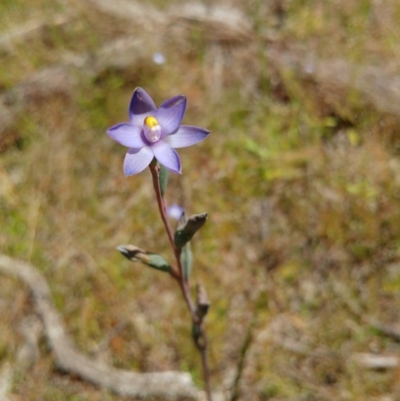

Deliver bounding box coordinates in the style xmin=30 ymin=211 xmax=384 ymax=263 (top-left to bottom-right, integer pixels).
xmin=2 ymin=0 xmax=400 ymax=399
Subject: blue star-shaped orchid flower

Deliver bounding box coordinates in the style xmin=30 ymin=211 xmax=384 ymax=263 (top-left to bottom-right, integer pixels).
xmin=107 ymin=87 xmax=210 ymax=175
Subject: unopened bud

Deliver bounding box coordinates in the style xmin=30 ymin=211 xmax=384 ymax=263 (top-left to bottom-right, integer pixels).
xmin=117 ymin=245 xmax=172 ymax=273
xmin=174 ymin=213 xmax=208 ymax=248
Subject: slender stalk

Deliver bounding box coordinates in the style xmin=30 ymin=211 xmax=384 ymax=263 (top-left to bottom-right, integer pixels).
xmin=199 ymin=326 xmax=212 ymax=401
xmin=149 ymin=163 xmax=196 ymax=317
xmin=149 ymin=163 xmax=213 ymax=401
xmin=175 ymin=248 xmax=197 ymax=317
xmin=149 ymin=162 xmax=175 ymax=252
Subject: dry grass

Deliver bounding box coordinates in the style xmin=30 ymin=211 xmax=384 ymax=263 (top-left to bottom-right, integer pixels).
xmin=2 ymin=0 xmax=400 ymax=400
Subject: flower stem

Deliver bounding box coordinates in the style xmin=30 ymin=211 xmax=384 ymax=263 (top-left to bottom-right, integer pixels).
xmin=149 ymin=163 xmax=213 ymax=401
xmin=149 ymin=163 xmax=197 ymax=314
xmin=199 ymin=325 xmax=212 ymax=401
xmin=149 ymin=162 xmax=175 ymax=254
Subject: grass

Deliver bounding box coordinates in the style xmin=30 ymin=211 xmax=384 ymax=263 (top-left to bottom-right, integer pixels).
xmin=2 ymin=0 xmax=400 ymax=399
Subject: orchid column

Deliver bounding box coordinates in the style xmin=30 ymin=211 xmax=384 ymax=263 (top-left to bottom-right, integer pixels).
xmin=107 ymin=88 xmax=212 ymax=400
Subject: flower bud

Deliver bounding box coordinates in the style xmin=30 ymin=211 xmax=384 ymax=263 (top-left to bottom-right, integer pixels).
xmin=174 ymin=212 xmax=208 ymax=248
xmin=117 ymin=245 xmax=172 ymax=273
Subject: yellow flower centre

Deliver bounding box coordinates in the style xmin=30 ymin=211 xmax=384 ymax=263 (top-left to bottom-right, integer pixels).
xmin=143 ymin=116 xmax=161 ymax=143
xmin=144 ymin=116 xmax=159 ymax=128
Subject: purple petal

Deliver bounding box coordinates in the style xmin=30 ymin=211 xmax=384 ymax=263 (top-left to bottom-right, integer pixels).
xmin=129 ymin=88 xmax=157 ymax=125
xmin=152 ymin=141 xmax=182 ymax=174
xmin=123 ymin=146 xmax=154 ymax=176
xmin=107 ymin=123 xmax=145 ymax=148
xmin=155 ymin=95 xmax=186 ymax=136
xmin=163 ymin=125 xmax=210 ymax=148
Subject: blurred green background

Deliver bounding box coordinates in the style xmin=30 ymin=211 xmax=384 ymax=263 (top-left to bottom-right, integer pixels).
xmin=2 ymin=0 xmax=400 ymax=399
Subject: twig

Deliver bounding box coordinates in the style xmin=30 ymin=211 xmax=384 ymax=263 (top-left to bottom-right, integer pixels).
xmin=0 ymin=253 xmax=200 ymax=400
xmin=200 ymin=341 xmax=212 ymax=401
xmin=352 ymin=353 xmax=399 ymax=370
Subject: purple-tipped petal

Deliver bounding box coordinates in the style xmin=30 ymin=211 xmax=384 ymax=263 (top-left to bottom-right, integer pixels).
xmin=123 ymin=146 xmax=154 ymax=176
xmin=152 ymin=141 xmax=182 ymax=174
xmin=129 ymin=88 xmax=157 ymax=125
xmin=107 ymin=123 xmax=145 ymax=148
xmin=163 ymin=125 xmax=210 ymax=148
xmin=156 ymin=95 xmax=186 ymax=136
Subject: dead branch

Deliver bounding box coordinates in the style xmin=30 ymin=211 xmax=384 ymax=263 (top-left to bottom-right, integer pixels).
xmin=0 ymin=253 xmax=200 ymax=400
xmin=352 ymin=353 xmax=399 ymax=370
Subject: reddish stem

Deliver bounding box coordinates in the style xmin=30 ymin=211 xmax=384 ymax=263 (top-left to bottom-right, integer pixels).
xmin=149 ymin=163 xmax=196 ymax=317
xmin=148 ymin=162 xmax=212 ymax=400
